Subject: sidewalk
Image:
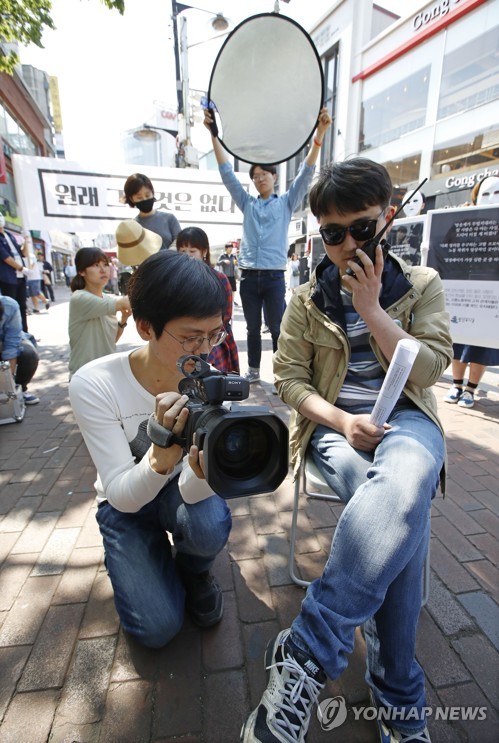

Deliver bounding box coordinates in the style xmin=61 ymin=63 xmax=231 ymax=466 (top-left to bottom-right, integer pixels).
xmin=0 ymin=286 xmax=498 ymax=742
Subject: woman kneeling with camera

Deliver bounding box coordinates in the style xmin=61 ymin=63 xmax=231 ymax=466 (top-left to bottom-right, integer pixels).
xmin=69 ymin=250 xmax=232 ymax=648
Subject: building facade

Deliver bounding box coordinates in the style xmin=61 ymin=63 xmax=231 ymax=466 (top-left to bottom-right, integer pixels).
xmin=0 ymin=49 xmax=75 ymax=272
xmin=308 ymin=0 xmax=498 ymax=224
xmin=1 ymin=59 xmax=56 ymax=235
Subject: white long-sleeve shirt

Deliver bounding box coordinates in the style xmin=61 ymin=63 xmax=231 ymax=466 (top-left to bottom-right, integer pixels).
xmin=69 ymin=350 xmax=215 ymax=512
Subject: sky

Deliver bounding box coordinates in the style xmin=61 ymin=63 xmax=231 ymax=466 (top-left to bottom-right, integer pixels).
xmin=20 ymin=0 xmax=425 ymax=166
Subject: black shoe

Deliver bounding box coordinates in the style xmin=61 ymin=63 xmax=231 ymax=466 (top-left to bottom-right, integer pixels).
xmin=178 ymin=568 xmax=223 ymax=628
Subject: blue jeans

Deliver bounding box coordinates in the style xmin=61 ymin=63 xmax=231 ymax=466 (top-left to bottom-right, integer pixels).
xmin=291 ymin=407 xmax=444 ymax=734
xmin=239 ymin=270 xmax=286 ymax=369
xmin=96 ymin=476 xmax=232 ymax=648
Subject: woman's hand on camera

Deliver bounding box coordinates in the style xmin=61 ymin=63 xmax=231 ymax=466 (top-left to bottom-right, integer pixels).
xmin=148 ymin=392 xmax=189 ymax=475
xmin=188 ymin=445 xmax=206 ymax=480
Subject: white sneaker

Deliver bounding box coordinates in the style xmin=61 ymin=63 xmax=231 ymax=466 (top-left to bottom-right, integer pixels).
xmin=457 ymin=390 xmax=475 ymax=409
xmin=444 ymin=386 xmax=463 ymax=403
xmin=241 ymin=629 xmax=325 ymax=742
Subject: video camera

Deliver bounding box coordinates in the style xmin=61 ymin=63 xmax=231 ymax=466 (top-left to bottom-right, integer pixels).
xmin=149 ymin=356 xmax=289 ymax=498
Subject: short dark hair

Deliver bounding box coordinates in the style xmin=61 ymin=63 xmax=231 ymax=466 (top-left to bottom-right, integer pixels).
xmin=249 ymin=163 xmax=277 ymax=180
xmin=71 ymin=248 xmax=109 ymax=292
xmin=123 ymin=173 xmax=154 ymax=207
xmin=176 ymin=226 xmax=212 ymax=264
xmin=309 ymin=158 xmax=393 ymax=218
xmin=128 ymin=251 xmax=226 ymax=338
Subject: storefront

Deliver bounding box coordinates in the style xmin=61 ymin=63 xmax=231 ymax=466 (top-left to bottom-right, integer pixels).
xmin=48 ymin=229 xmax=76 ymax=282
xmin=307 ymin=0 xmax=498 ymax=213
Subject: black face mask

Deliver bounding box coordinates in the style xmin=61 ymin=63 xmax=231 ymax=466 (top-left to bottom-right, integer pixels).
xmin=134 ymin=197 xmax=155 ymax=213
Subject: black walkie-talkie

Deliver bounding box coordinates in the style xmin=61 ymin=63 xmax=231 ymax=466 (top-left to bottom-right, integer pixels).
xmin=345 ymin=178 xmax=428 ymax=276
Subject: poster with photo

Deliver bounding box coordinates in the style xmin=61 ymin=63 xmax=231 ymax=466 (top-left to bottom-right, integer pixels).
xmin=390 ymin=216 xmax=426 ymax=266
xmin=426 ymin=204 xmax=499 ymax=348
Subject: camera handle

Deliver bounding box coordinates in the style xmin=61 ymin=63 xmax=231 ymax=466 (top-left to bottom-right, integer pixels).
xmin=177 ymin=354 xmax=215 ymax=380
xmin=147 ymin=414 xmax=186 ymax=449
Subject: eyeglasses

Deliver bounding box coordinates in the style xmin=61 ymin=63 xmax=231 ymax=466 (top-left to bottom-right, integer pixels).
xmin=319 ymin=210 xmax=385 ymax=246
xmin=164 ymin=327 xmax=227 ymax=353
xmin=252 ymin=172 xmax=271 ymax=182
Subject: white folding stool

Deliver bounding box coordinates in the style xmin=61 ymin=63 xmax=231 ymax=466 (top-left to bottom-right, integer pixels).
xmin=288 ymin=453 xmax=430 ymax=606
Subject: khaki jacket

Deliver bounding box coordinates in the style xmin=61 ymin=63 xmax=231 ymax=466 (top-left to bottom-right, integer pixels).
xmin=274 ymin=252 xmax=453 ymax=493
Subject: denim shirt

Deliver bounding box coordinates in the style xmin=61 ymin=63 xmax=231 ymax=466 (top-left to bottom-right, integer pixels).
xmin=0 ymin=294 xmax=22 ymax=360
xmin=219 ymin=160 xmax=314 ymax=270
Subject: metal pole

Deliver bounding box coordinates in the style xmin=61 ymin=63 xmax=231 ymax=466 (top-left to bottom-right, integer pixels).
xmin=172 ymin=1 xmax=184 ymax=115
xmin=179 ymin=15 xmax=190 ymax=144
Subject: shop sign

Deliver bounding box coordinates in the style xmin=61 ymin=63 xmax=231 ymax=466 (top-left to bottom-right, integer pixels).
xmin=413 ymin=0 xmax=463 ymax=31
xmin=445 ymin=165 xmax=499 ymax=191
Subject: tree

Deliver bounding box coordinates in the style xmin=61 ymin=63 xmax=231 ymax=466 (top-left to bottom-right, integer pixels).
xmin=0 ymin=0 xmax=125 ymax=74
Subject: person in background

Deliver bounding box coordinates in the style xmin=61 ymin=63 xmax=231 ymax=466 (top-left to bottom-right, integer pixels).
xmin=64 ymin=259 xmax=77 ymax=287
xmin=402 ymin=189 xmax=426 ymax=218
xmin=242 ymin=158 xmax=452 ymax=743
xmin=123 ymin=173 xmax=181 ymax=250
xmin=217 ymin=242 xmax=239 ymax=305
xmin=68 ymin=251 xmax=232 ymax=647
xmin=176 ymin=227 xmax=239 ymax=374
xmin=0 ymin=294 xmax=40 ymax=405
xmin=286 ymin=253 xmax=301 ymax=292
xmin=107 ymin=258 xmax=120 ymax=295
xmin=26 ymin=254 xmax=49 ymax=313
xmin=68 ymin=248 xmax=132 ymax=378
xmin=0 ymin=214 xmax=29 ymax=332
xmin=40 ymin=255 xmax=56 ymax=303
xmin=203 ymin=106 xmax=332 ymax=384
xmin=443 ymin=174 xmax=499 ymax=409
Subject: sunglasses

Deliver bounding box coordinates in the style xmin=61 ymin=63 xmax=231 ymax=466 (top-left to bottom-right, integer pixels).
xmin=319 ymin=210 xmax=385 ymax=246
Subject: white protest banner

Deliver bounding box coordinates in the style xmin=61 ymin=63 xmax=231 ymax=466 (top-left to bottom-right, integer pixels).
xmin=11 ymin=155 xmax=250 ymax=241
xmin=426 ymin=204 xmax=499 ymax=348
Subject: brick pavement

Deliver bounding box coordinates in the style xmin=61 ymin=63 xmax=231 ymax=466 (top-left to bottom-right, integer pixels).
xmin=0 ymin=288 xmax=498 ymax=742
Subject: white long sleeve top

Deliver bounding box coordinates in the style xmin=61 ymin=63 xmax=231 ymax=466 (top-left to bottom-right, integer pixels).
xmin=69 ymin=350 xmax=215 ymax=512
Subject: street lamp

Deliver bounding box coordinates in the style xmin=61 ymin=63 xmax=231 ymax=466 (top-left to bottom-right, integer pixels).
xmin=133 ymin=123 xmax=179 ymax=140
xmin=132 ymin=124 xmax=179 ymax=167
xmin=173 ymin=3 xmax=229 ymax=31
xmin=171 ymin=1 xmax=230 ymax=165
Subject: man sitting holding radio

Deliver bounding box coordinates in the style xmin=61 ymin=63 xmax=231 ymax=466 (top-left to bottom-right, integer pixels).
xmin=242 ymin=158 xmax=453 ymax=743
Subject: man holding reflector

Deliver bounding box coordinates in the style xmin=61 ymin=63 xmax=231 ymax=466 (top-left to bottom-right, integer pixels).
xmin=203 ymin=107 xmax=331 ymax=385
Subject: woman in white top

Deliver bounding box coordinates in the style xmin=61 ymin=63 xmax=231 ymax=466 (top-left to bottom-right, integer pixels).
xmin=287 ymin=253 xmax=301 ymax=291
xmin=68 ymin=248 xmax=131 ymax=378
xmin=69 ymin=251 xmax=232 ymax=647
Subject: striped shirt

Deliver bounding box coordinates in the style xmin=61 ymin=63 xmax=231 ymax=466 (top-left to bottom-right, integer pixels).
xmin=335 ymin=289 xmax=384 ymax=412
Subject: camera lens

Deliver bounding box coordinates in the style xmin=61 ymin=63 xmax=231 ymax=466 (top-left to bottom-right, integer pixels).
xmin=214 ymin=421 xmax=268 ymax=476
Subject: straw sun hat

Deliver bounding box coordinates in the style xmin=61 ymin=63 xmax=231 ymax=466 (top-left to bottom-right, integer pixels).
xmin=115 ymin=220 xmax=162 ymax=265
